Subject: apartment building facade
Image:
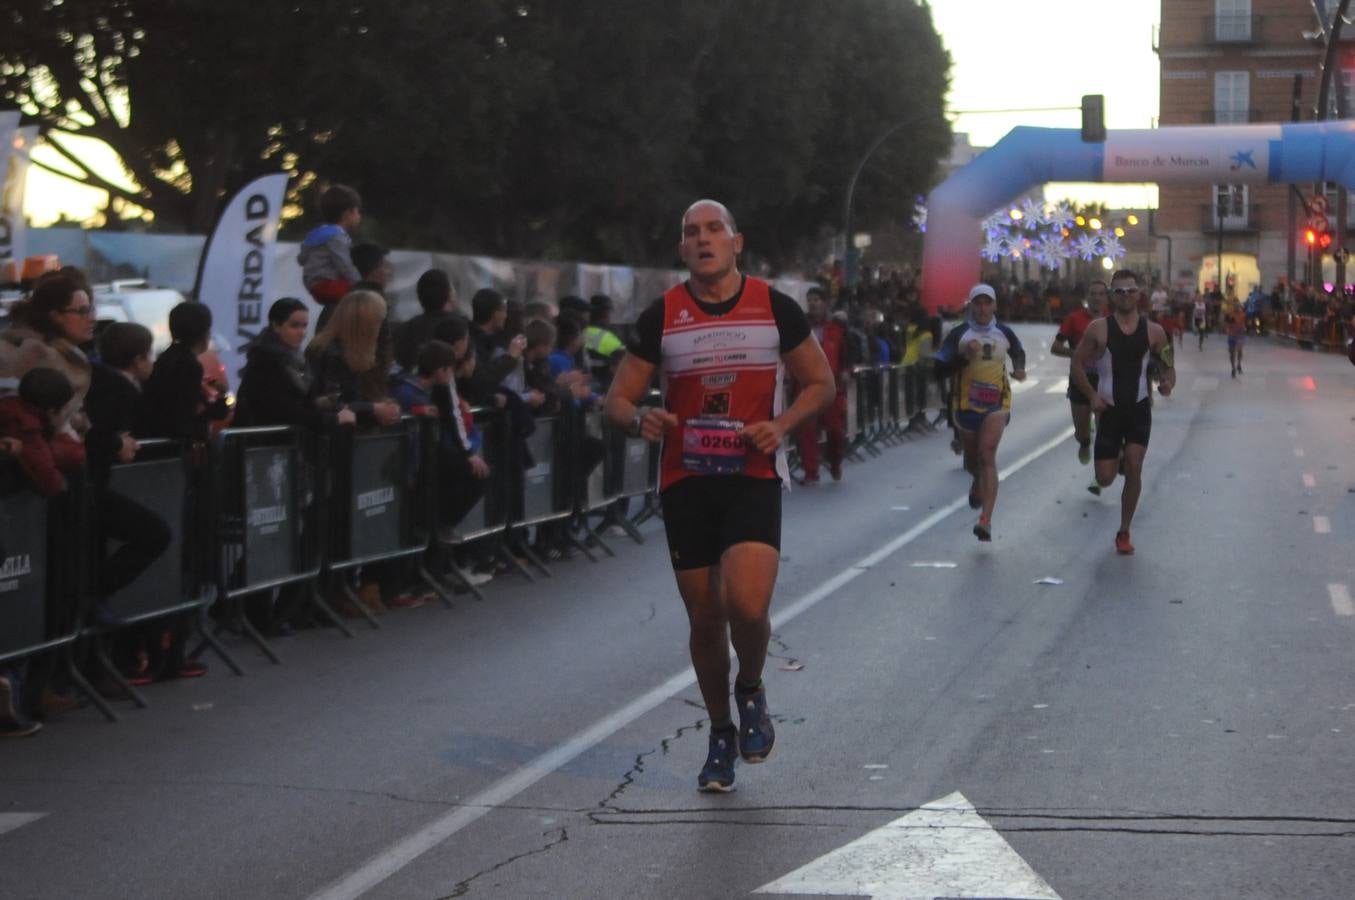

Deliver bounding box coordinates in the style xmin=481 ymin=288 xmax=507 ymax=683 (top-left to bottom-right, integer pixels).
xmin=1157 ymin=0 xmax=1342 ymax=295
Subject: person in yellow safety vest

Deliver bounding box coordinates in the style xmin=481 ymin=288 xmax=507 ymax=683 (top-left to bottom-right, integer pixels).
xmin=585 ymin=294 xmax=625 ymax=390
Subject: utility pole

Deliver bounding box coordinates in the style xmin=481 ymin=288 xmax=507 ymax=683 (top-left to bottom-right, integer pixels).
xmin=1312 ymin=0 xmax=1352 ymax=290
xmin=1288 ymin=74 xmax=1304 ymax=293
xmin=843 ymin=117 xmax=916 ymax=292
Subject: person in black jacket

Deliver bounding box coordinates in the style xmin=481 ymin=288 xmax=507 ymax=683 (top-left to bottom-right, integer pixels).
xmin=393 ymin=269 xmax=460 ymax=372
xmin=235 ymin=298 xmax=356 ymax=430
xmin=136 ymin=302 xmax=228 ymax=444
xmin=305 ymin=291 xmax=401 ymax=430
xmin=466 ymin=288 xmax=526 ymax=406
xmin=83 ymin=323 xmax=184 ymax=679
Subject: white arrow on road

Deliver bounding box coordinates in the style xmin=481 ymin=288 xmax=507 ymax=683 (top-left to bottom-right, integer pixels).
xmin=754 ymin=791 xmax=1059 ymax=899
xmin=0 ymin=812 xmax=46 ymax=837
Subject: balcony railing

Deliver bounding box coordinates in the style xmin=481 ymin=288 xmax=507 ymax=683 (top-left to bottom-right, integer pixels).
xmin=1200 ymin=108 xmax=1268 ymax=124
xmin=1207 ymin=13 xmax=1262 ymax=43
xmin=1202 ymin=203 xmax=1259 ymax=232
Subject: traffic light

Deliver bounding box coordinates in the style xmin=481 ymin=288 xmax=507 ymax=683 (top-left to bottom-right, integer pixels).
xmin=1303 ymin=227 xmax=1333 ymax=251
xmin=1081 ymin=95 xmax=1106 ymax=143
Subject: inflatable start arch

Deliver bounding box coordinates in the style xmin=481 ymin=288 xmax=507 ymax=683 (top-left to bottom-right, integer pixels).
xmin=920 ymin=121 xmax=1355 ymax=314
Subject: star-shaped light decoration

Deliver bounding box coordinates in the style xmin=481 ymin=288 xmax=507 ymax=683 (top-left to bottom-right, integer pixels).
xmin=1047 ymin=202 xmax=1076 ymax=231
xmin=1020 ymin=197 xmax=1047 ymax=227
xmin=1073 ymin=232 xmax=1104 ymax=261
xmin=1099 ymin=233 xmax=1126 ymax=259
xmin=982 ymin=235 xmax=1010 ymax=261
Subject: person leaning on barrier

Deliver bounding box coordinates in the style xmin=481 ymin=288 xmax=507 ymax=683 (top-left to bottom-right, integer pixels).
xmin=466 ymin=288 xmax=526 ymax=406
xmin=0 ymin=368 xmax=85 ymax=498
xmin=391 ymin=338 xmax=489 ymax=541
xmin=234 ymin=300 xmax=354 ymax=635
xmin=234 ymin=298 xmax=357 ymax=430
xmin=84 ymin=324 xmax=190 ymax=680
xmin=0 ymin=368 xmax=88 ymax=734
xmin=306 ymin=290 xmax=404 ymax=617
xmin=305 ymin=291 xmax=401 ymax=430
xmin=137 ymin=302 xmax=229 ymax=448
xmin=394 ymin=269 xmax=460 ymax=372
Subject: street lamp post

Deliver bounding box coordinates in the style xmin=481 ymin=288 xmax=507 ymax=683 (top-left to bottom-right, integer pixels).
xmin=843 ymin=117 xmax=918 ymax=291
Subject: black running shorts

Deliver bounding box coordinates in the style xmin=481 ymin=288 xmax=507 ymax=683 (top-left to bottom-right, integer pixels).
xmin=660 ymin=475 xmax=782 ymax=570
xmin=1066 ymin=369 xmax=1100 ymax=406
xmin=1094 ymin=398 xmax=1152 ymax=460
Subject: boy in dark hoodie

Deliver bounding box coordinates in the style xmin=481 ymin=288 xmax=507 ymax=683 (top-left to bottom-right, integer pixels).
xmin=137 ymin=302 xmax=229 ymax=446
xmin=298 ymin=184 xmax=363 ymax=310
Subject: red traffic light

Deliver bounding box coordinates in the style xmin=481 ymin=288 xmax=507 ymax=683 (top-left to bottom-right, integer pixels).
xmin=1320 ymin=232 xmax=1333 ymax=249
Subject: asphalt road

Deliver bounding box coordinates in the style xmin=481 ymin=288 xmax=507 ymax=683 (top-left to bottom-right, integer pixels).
xmin=3 ymin=324 xmax=1354 ymax=899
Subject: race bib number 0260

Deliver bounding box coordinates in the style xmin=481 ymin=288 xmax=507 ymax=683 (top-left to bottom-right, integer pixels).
xmin=681 ymin=416 xmax=747 ymax=475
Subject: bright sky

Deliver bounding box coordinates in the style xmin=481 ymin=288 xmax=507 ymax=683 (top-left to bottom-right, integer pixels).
xmin=930 ymin=0 xmax=1162 ymax=210
xmin=23 ymin=1 xmax=1164 ymax=227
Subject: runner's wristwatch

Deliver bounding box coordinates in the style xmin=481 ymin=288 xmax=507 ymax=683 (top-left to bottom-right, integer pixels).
xmin=629 ymin=406 xmax=650 ymax=438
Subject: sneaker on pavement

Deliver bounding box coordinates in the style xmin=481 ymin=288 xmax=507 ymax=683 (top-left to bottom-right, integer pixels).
xmin=973 ymin=516 xmax=992 ymax=542
xmin=1077 ymin=441 xmax=1091 ymax=465
xmin=735 ymin=685 xmax=776 ymax=763
xmin=829 ymin=463 xmax=843 ymax=482
xmin=1115 ymin=531 xmax=1135 ymax=555
xmin=0 ymin=718 xmax=42 ymax=738
xmin=388 ymin=591 xmax=432 ymax=610
xmin=1087 ymin=481 xmax=1102 ymax=496
xmin=697 ymin=728 xmax=737 ymax=792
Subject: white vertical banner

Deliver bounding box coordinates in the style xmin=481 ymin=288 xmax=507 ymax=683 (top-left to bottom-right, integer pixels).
xmin=0 ymin=111 xmax=23 ymax=281
xmin=1 ymin=127 xmax=39 ymax=276
xmin=193 ymin=172 xmax=290 ymax=386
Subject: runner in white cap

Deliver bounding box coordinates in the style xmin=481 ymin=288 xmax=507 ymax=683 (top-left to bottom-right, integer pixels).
xmin=931 ymin=284 xmax=1026 ymax=541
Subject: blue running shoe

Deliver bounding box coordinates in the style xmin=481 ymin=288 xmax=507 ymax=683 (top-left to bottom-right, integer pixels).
xmin=698 ymin=728 xmax=737 ymax=792
xmin=736 ymin=686 xmax=776 ymax=763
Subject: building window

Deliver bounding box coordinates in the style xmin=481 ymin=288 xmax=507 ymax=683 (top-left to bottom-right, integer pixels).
xmin=1214 ymin=184 xmax=1248 ymax=229
xmin=1215 ymin=0 xmax=1252 ymax=41
xmin=1214 ymin=71 xmax=1250 ymax=124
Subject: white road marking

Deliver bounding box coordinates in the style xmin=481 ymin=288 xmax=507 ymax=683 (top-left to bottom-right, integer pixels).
xmin=0 ymin=813 xmax=46 ymax=837
xmin=1303 ymin=473 xmax=1316 ymax=489
xmin=754 ymin=791 xmax=1060 ymax=899
xmin=1314 ymin=516 xmax=1331 ymax=534
xmin=1295 ymin=448 xmax=1306 ymax=458
xmin=306 ymin=428 xmax=1077 ymax=900
xmin=1329 ymin=584 xmax=1353 ymax=617
xmin=1192 ymin=376 xmax=1219 ymax=391
xmin=1045 ymin=377 xmax=1069 ymax=394
xmin=1010 ymin=378 xmax=1040 ymax=394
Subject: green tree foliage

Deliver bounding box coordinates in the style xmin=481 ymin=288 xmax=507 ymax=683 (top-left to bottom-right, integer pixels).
xmin=0 ymin=0 xmax=951 ymax=270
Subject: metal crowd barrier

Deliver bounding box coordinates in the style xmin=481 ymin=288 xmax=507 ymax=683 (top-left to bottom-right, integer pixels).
xmin=788 ymin=361 xmax=946 ymax=481
xmin=209 ymin=425 xmax=326 ymax=663
xmin=0 ymin=468 xmax=120 ymax=721
xmin=579 ymin=391 xmax=660 ymax=551
xmin=91 ymin=439 xmax=241 ymax=706
xmin=324 ymin=416 xmax=450 ymax=627
xmin=1272 ymin=312 xmax=1350 ymax=353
